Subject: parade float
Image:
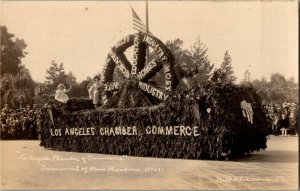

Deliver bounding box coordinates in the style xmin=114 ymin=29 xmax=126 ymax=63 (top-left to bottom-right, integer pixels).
xmin=40 ymin=33 xmax=269 ymax=160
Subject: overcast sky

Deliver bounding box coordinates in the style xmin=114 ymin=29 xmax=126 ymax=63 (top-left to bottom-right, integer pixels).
xmin=2 ymin=1 xmax=298 ymax=83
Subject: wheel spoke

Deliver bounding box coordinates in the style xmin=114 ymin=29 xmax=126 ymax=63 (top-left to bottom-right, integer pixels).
xmin=132 ymin=34 xmax=146 ymax=75
xmin=138 ymin=81 xmax=168 ymax=101
xmin=109 ymin=51 xmax=131 ymax=79
xmin=137 ymin=58 xmax=163 ymax=81
xmin=103 ymin=82 xmax=121 ymax=92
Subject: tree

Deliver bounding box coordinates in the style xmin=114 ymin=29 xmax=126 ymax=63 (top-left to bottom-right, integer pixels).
xmin=211 ymin=51 xmax=236 ymax=85
xmin=68 ymin=79 xmax=91 ymax=98
xmin=1 ymin=26 xmax=28 ymax=75
xmin=164 ymin=37 xmax=214 ymax=88
xmin=188 ymin=37 xmax=214 ymax=86
xmin=252 ymin=77 xmax=270 ymax=104
xmin=221 ymin=51 xmax=236 ymax=82
xmin=0 ymin=26 xmax=34 ymax=108
xmin=1 ymin=68 xmax=35 ymax=108
xmin=286 ymin=77 xmax=298 ymax=103
xmin=66 ymin=72 xmax=77 ymax=86
xmin=242 ymin=70 xmax=251 ymax=84
xmin=268 ymin=73 xmax=289 ymax=103
xmin=165 ymin=39 xmax=191 ymax=79
xmin=44 ymin=60 xmax=68 ymax=93
xmin=251 ymin=73 xmax=298 ymax=104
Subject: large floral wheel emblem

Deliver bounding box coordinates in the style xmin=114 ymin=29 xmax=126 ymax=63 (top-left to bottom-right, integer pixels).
xmin=101 ymin=33 xmax=176 ymax=108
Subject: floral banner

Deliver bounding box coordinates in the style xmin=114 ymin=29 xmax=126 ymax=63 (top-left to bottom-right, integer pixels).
xmin=40 ymin=83 xmax=268 ymax=160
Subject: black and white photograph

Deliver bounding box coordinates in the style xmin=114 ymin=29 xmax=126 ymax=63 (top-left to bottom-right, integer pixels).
xmin=0 ymin=0 xmax=298 ymax=190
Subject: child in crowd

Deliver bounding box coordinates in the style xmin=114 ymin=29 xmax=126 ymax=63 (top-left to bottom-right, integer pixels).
xmin=279 ymin=113 xmax=289 ymax=137
xmin=55 ymin=83 xmax=72 ymax=103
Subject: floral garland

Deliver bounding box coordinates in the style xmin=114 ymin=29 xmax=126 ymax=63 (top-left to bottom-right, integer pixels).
xmin=40 ymin=82 xmax=268 ymax=160
xmin=101 ymin=33 xmax=176 ymax=107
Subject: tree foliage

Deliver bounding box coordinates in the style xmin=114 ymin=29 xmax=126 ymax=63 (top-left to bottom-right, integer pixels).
xmin=165 ymin=39 xmax=191 ymax=79
xmin=68 ymin=78 xmax=92 ymax=98
xmin=1 ymin=68 xmax=35 ymax=108
xmin=188 ymin=37 xmax=214 ymax=85
xmin=1 ymin=26 xmax=28 ymax=75
xmin=43 ymin=60 xmax=95 ymax=98
xmin=211 ymin=51 xmax=236 ymax=84
xmin=165 ymin=36 xmax=214 ymax=88
xmin=241 ymin=70 xmax=251 ymax=84
xmin=43 ymin=60 xmax=96 ymax=98
xmin=0 ymin=26 xmax=35 ymax=108
xmin=44 ymin=60 xmax=70 ymax=93
xmin=251 ymin=73 xmax=298 ymax=104
xmin=66 ymin=72 xmax=77 ymax=86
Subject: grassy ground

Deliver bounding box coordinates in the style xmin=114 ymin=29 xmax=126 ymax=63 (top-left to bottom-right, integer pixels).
xmin=1 ymin=135 xmax=298 ymax=190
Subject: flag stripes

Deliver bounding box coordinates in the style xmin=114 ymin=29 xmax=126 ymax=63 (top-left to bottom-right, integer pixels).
xmin=133 ymin=22 xmax=147 ymax=33
xmin=131 ymin=7 xmax=152 ymax=35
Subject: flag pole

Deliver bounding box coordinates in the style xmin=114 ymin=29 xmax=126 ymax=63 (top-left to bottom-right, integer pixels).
xmin=146 ymin=0 xmax=149 ymax=34
xmin=146 ymin=0 xmax=149 ymax=63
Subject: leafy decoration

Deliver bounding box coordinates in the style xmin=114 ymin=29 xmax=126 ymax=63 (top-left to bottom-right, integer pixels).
xmin=40 ymin=82 xmax=268 ymax=160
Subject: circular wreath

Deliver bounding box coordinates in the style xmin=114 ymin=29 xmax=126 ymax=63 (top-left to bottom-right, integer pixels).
xmin=101 ymin=33 xmax=177 ymax=108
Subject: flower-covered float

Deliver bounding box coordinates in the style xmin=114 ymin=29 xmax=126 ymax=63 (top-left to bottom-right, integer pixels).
xmin=40 ymin=33 xmax=268 ymax=160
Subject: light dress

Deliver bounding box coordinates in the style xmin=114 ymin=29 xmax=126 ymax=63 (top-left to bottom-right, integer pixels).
xmin=88 ymin=82 xmax=101 ymax=105
xmin=55 ymin=89 xmax=69 ymax=103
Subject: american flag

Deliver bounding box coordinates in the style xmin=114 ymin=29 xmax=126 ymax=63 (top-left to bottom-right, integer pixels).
xmin=131 ymin=7 xmax=152 ymax=35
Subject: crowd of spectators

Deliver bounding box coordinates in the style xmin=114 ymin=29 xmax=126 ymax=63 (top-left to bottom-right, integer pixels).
xmin=0 ymin=104 xmax=42 ymax=140
xmin=265 ymin=101 xmax=298 ymax=136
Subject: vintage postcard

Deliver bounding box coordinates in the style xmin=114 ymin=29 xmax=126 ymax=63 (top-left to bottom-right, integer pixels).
xmin=1 ymin=0 xmax=298 ymax=190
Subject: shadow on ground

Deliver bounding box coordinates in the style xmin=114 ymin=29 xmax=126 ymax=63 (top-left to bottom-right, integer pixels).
xmin=233 ymin=150 xmax=298 ymax=163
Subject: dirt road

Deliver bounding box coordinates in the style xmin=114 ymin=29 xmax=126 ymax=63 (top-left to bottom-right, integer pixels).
xmin=1 ymin=135 xmax=298 ymax=190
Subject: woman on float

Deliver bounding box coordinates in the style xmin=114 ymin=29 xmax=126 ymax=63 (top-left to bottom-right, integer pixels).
xmin=88 ymin=75 xmax=101 ymax=108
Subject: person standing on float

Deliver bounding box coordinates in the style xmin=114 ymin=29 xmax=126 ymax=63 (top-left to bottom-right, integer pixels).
xmin=89 ymin=76 xmax=101 ymax=108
